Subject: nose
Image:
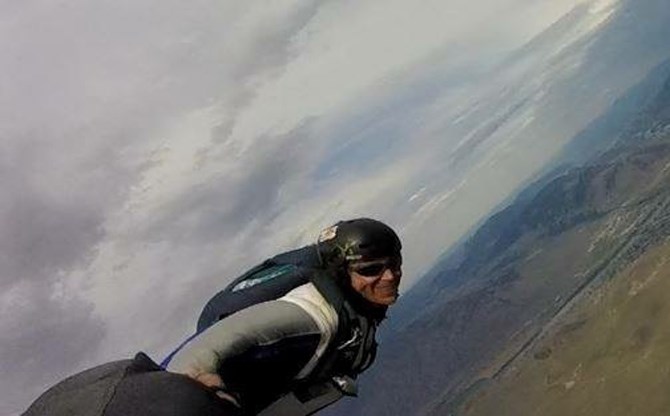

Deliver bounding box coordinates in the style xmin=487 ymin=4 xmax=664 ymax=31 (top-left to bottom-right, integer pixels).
xmin=381 ymin=267 xmax=401 ymax=281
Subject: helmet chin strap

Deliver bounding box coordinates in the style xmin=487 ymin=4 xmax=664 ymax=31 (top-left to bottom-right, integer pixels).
xmin=314 ymin=243 xmax=326 ymax=268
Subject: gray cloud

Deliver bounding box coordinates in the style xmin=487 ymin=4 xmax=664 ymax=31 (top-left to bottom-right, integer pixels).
xmin=0 ymin=190 xmax=101 ymax=285
xmin=0 ymin=126 xmax=142 ymax=290
xmin=0 ymin=138 xmax=125 ymax=415
xmin=1 ymin=2 xmax=329 ymax=413
xmin=0 ymin=0 xmax=326 ymax=284
xmin=0 ymin=280 xmax=105 ymax=415
xmin=140 ymin=119 xmax=320 ymax=245
xmin=228 ymin=1 xmax=326 ymax=83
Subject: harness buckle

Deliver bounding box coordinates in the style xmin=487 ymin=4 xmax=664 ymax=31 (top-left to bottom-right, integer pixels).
xmin=337 ymin=327 xmax=362 ymax=350
xmin=332 ymin=375 xmax=358 ymax=397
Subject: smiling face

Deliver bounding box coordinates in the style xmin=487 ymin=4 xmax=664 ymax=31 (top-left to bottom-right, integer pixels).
xmin=348 ymin=257 xmax=402 ymax=306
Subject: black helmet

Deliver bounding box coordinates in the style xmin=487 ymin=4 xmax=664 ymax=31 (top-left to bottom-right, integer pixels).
xmin=316 ymin=218 xmax=402 ymax=268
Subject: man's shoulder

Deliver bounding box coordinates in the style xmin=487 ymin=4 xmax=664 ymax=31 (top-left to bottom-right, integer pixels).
xmin=282 ymin=281 xmax=323 ymax=300
xmin=279 ymin=282 xmax=339 ymax=335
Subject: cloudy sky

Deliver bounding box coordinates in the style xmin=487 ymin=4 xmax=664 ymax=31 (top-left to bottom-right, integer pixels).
xmin=7 ymin=0 xmax=670 ymax=413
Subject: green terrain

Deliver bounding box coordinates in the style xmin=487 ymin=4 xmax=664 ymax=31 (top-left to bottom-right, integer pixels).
xmin=460 ymin=240 xmax=670 ymax=416
xmin=439 ymin=99 xmax=670 ymax=415
xmin=427 ymin=137 xmax=670 ymax=416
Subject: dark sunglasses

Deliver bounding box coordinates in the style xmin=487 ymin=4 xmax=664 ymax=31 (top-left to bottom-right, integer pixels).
xmin=350 ymin=258 xmax=402 ymax=278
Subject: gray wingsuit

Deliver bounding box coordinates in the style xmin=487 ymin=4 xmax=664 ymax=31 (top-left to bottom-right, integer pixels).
xmin=167 ymin=282 xmax=368 ymax=415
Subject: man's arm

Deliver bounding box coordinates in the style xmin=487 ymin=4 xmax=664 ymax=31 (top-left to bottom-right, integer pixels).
xmin=167 ymin=299 xmax=322 ymax=381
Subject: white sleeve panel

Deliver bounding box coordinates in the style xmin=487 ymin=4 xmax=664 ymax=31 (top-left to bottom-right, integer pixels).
xmin=280 ymin=283 xmax=339 ymax=379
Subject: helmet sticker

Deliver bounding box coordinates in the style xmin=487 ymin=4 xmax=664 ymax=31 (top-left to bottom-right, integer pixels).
xmin=318 ymin=225 xmax=338 ymax=243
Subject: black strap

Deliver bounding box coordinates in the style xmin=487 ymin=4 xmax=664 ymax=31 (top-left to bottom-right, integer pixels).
xmin=306 ymin=269 xmax=380 ymax=380
xmin=306 ymin=270 xmax=351 ymax=380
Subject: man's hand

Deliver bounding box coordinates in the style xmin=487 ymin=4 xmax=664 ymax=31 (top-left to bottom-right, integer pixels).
xmin=188 ymin=372 xmax=241 ymax=407
xmin=192 ymin=372 xmax=224 ymax=389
